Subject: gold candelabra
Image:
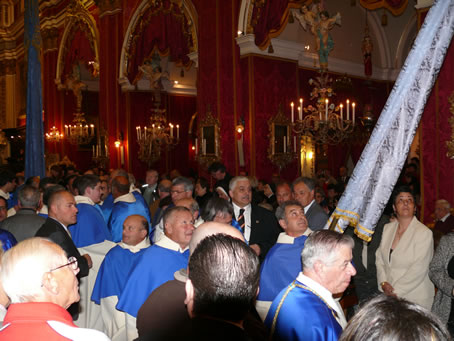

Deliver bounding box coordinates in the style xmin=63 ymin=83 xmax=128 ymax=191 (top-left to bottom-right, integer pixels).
xmin=45 ymin=126 xmax=63 ymax=142
xmin=64 ymin=112 xmax=95 ymax=145
xmin=136 ymin=108 xmax=179 ymax=166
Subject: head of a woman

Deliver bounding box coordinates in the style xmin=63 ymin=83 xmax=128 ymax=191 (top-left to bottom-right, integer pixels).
xmin=392 ymin=185 xmax=415 ymax=220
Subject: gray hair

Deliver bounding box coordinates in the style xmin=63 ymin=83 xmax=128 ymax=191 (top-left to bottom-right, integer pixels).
xmin=172 ymin=176 xmax=194 ymax=193
xmin=275 ymin=200 xmax=304 ymax=221
xmin=229 ymin=176 xmax=250 ymax=191
xmin=302 ymin=230 xmax=354 ymax=271
xmin=163 ymin=206 xmax=191 ymax=229
xmin=435 ymin=199 xmax=451 ymax=210
xmin=0 ymin=238 xmax=64 ymax=303
xmin=202 ymin=197 xmax=234 ymax=222
xmin=18 ymin=185 xmax=41 ymax=209
xmin=292 ymin=177 xmax=316 ymax=191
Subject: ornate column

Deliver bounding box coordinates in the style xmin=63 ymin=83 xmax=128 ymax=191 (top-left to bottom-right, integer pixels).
xmin=0 ymin=59 xmax=16 ymax=128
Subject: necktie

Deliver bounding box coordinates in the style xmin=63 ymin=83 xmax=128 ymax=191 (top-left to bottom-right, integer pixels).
xmin=237 ymin=208 xmax=245 ymax=231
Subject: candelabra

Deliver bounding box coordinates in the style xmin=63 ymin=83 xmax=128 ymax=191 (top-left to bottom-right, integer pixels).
xmin=136 ymin=108 xmax=180 ymax=166
xmin=45 ymin=126 xmax=63 ymax=142
xmin=64 ymin=112 xmax=95 ymax=145
xmin=291 ymin=73 xmax=356 ymax=145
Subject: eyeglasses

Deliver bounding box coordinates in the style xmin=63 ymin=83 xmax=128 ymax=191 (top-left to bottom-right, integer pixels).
xmin=49 ymin=256 xmax=78 ymax=272
xmin=170 ymin=190 xmax=186 ymax=195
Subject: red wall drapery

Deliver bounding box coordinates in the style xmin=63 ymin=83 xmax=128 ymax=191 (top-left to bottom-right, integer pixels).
xmin=63 ymin=28 xmax=96 ymax=78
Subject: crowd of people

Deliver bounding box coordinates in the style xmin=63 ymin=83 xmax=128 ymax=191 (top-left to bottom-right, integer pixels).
xmin=0 ymin=159 xmax=451 ymax=340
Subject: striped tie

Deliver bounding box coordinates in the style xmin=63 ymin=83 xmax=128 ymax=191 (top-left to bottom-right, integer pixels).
xmin=237 ymin=208 xmax=245 ymax=232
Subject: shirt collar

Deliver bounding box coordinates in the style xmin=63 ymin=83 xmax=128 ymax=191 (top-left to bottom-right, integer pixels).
xmin=49 ymin=216 xmax=70 ymax=234
xmin=156 ymin=235 xmax=188 ymax=253
xmin=304 ymin=199 xmax=315 ymax=213
xmin=441 ymin=213 xmax=451 ymax=222
xmin=75 ymin=195 xmax=95 ymax=206
xmin=114 ymin=192 xmax=136 ymax=204
xmin=232 ymin=202 xmax=251 ymax=213
xmin=119 ymin=238 xmax=151 ymax=253
xmin=0 ymin=189 xmax=9 ymax=200
xmin=277 ymin=229 xmax=313 ymax=244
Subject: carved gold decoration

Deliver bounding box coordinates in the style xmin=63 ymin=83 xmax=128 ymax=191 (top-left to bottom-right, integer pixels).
xmin=42 ymin=28 xmax=60 ymax=52
xmin=446 ymin=91 xmax=454 ymax=159
xmin=196 ymin=106 xmax=221 ymax=167
xmin=94 ymin=0 xmax=122 ymax=15
xmin=268 ymin=104 xmax=296 ymax=170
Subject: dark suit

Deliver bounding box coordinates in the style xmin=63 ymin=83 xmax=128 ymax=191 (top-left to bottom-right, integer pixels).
xmin=248 ymin=205 xmax=281 ymax=261
xmin=1 ymin=208 xmax=46 ymax=242
xmin=35 ymin=217 xmax=89 ymax=278
xmin=434 ymin=215 xmax=454 ymax=235
xmin=305 ymin=201 xmax=328 ymax=231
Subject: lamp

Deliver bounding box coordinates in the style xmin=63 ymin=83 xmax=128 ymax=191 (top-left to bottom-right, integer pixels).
xmin=45 ymin=126 xmax=63 ymax=142
xmin=64 ymin=112 xmax=95 ymax=145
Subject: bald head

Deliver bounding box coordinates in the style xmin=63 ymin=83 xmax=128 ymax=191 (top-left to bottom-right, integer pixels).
xmin=189 ymin=222 xmax=244 ymax=255
xmin=123 ymin=214 xmax=148 ymax=246
xmin=112 ymin=176 xmax=130 ymax=198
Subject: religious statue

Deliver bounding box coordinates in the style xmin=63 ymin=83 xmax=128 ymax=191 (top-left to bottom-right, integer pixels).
xmin=362 ymin=25 xmax=373 ymax=77
xmin=138 ymin=52 xmax=170 ymax=90
xmin=293 ymin=4 xmax=341 ymax=71
xmin=64 ymin=63 xmax=87 ymax=112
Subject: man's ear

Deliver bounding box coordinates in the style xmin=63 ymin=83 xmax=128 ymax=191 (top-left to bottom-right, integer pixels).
xmin=313 ymin=260 xmax=324 ymax=277
xmin=41 ymin=272 xmax=59 ymax=295
xmin=185 ymin=279 xmax=195 ymax=318
xmin=279 ymin=219 xmax=287 ymax=231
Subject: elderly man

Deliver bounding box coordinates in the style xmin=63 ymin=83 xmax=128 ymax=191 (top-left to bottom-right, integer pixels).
xmin=35 ymin=190 xmax=92 ymax=279
xmin=293 ymin=177 xmax=328 ymax=230
xmin=256 ymin=200 xmax=312 ymax=320
xmin=141 ymin=169 xmax=159 ymax=206
xmin=1 ymin=185 xmax=46 ymax=242
xmin=434 ymin=199 xmax=454 ymax=235
xmin=229 ymin=176 xmax=281 ymax=260
xmin=265 ymin=230 xmax=356 ymax=341
xmin=0 ymin=238 xmax=109 ymax=340
xmin=69 ymin=174 xmax=112 ymax=247
xmin=92 ymin=215 xmax=150 ymax=340
xmin=170 ymin=177 xmax=194 ymax=203
xmin=117 ymin=206 xmax=194 ymax=340
xmin=185 ymin=233 xmax=261 ymax=339
xmin=108 ymin=176 xmax=151 ymax=242
xmin=275 ymin=181 xmax=293 ymax=207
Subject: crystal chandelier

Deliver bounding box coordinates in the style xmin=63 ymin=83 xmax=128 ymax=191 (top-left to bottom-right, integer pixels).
xmin=64 ymin=112 xmax=95 ymax=145
xmin=136 ymin=107 xmax=180 ymax=166
xmin=291 ymin=73 xmax=356 ymax=145
xmin=45 ymin=126 xmax=63 ymax=142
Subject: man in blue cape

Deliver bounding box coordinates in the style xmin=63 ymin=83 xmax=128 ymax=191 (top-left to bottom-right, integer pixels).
xmin=265 ymin=230 xmax=356 ymax=341
xmin=69 ymin=174 xmax=112 ymax=247
xmin=256 ymin=200 xmax=311 ymax=320
xmin=108 ymin=176 xmax=151 ymax=242
xmin=116 ymin=206 xmax=194 ymax=340
xmin=92 ymin=214 xmax=150 ymax=340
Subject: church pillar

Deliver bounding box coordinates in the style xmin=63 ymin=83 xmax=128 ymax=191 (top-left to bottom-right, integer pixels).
xmin=0 ymin=59 xmax=16 ymax=129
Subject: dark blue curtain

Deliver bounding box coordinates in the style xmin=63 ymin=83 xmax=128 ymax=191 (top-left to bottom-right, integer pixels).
xmin=24 ymin=0 xmax=45 ymax=179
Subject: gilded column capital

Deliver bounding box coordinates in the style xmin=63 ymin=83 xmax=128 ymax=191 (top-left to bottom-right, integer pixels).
xmin=42 ymin=27 xmax=59 ymax=52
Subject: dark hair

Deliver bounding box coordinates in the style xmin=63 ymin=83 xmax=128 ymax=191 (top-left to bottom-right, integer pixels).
xmin=188 ymin=234 xmax=260 ymax=322
xmin=0 ymin=170 xmax=15 ymax=187
xmin=39 ymin=177 xmax=57 ymax=191
xmin=292 ymin=177 xmax=316 ymax=191
xmin=392 ymin=185 xmax=414 ymax=205
xmin=339 ymin=295 xmax=451 ymax=341
xmin=76 ymin=174 xmax=100 ymax=196
xmin=208 ymin=162 xmax=226 ymax=173
xmin=201 ymin=197 xmax=234 ymax=222
xmin=42 ymin=185 xmax=65 ymax=206
xmin=111 ymin=176 xmax=130 ymax=195
xmin=18 ymin=185 xmax=40 ymax=209
xmin=47 ymin=188 xmax=70 ymax=208
xmin=275 ymin=200 xmax=303 ymax=221
xmin=25 ymin=176 xmax=39 ymax=187
xmin=196 ymin=177 xmax=209 ymax=190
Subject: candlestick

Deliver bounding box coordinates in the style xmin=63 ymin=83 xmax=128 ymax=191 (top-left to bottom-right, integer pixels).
xmin=291 ymin=102 xmax=294 ymax=123
xmin=346 ymin=99 xmax=350 ymax=121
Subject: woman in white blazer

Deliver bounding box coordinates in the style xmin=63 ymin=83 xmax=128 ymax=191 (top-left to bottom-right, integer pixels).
xmin=376 ymin=186 xmax=434 ymax=309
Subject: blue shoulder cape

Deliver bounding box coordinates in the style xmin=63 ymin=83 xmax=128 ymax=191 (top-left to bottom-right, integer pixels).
xmin=116 ymin=244 xmax=189 ymax=317
xmin=91 ymin=244 xmax=148 ymax=304
xmin=100 ymin=193 xmax=114 ymax=222
xmin=257 ymin=235 xmax=307 ymax=301
xmin=0 ymin=228 xmax=17 ymax=251
xmin=265 ymin=280 xmax=342 ymax=341
xmin=69 ymin=203 xmax=112 ymax=247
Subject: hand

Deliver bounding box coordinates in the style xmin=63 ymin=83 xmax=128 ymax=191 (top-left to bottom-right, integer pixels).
xmin=263 ymin=185 xmax=273 ymax=198
xmin=250 ymin=244 xmax=261 ymax=256
xmin=83 ymin=254 xmax=93 ymax=269
xmin=381 ymin=281 xmax=396 ymax=297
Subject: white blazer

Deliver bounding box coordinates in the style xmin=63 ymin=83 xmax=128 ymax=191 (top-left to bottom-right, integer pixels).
xmin=376 ymin=216 xmax=434 ymax=309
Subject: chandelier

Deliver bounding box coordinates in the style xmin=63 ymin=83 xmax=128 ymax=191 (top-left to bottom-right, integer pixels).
xmin=136 ymin=107 xmax=180 ymax=166
xmin=45 ymin=126 xmax=63 ymax=142
xmin=64 ymin=112 xmax=95 ymax=145
xmin=291 ymin=73 xmax=356 ymax=145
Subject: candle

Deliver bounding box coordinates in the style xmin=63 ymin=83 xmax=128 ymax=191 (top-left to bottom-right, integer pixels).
xmin=120 ymin=146 xmax=124 ymax=165
xmin=340 ymin=104 xmax=343 ymax=121
xmin=352 ymin=102 xmax=356 ymax=125
xmin=195 ymin=138 xmax=198 ymax=155
xmin=294 ymin=136 xmax=297 ymax=152
xmin=291 ymin=102 xmax=294 ymax=123
xmin=346 ymin=99 xmax=350 ymax=120
xmin=300 ymin=99 xmax=303 ymax=120
xmin=170 ymin=124 xmax=173 ymax=138
xmin=283 ymin=137 xmax=286 ymax=153
xmin=65 ymin=125 xmax=68 ymax=136
xmin=325 ymin=99 xmax=328 ymax=121
xmin=176 ymin=125 xmax=180 ymax=139
xmin=136 ymin=127 xmax=139 ymax=140
xmin=92 ymin=145 xmax=95 ymax=157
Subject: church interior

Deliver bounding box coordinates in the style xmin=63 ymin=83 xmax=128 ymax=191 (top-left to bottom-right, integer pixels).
xmin=0 ymin=0 xmax=452 ymax=225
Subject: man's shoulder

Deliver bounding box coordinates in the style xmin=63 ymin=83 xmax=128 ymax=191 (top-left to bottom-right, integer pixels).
xmin=36 ymin=218 xmax=60 ymax=234
xmin=251 ymin=204 xmax=275 ymax=218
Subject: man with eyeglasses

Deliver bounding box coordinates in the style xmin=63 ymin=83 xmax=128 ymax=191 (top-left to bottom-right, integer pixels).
xmin=0 ymin=238 xmax=109 ymax=340
xmin=117 ymin=206 xmax=194 ymax=340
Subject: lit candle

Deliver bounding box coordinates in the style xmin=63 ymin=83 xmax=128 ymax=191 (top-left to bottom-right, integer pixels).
xmin=170 ymin=124 xmax=173 ymax=138
xmin=340 ymin=104 xmax=343 ymax=121
xmin=325 ymin=99 xmax=328 ymax=121
xmin=176 ymin=125 xmax=180 ymax=139
xmin=136 ymin=127 xmax=139 ymax=140
xmin=300 ymin=99 xmax=303 ymax=120
xmin=90 ymin=124 xmax=94 ymax=136
xmin=352 ymin=102 xmax=356 ymax=125
xmin=144 ymin=127 xmax=147 ymax=139
xmin=346 ymin=99 xmax=350 ymax=121
xmin=65 ymin=125 xmax=68 ymax=136
xmin=291 ymin=102 xmax=294 ymax=123
xmin=293 ymin=136 xmax=296 ymax=152
xmin=283 ymin=137 xmax=287 ymax=153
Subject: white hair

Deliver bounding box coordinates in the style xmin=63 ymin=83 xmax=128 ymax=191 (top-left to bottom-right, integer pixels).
xmin=0 ymin=238 xmax=64 ymax=303
xmin=229 ymin=176 xmax=250 ymax=191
